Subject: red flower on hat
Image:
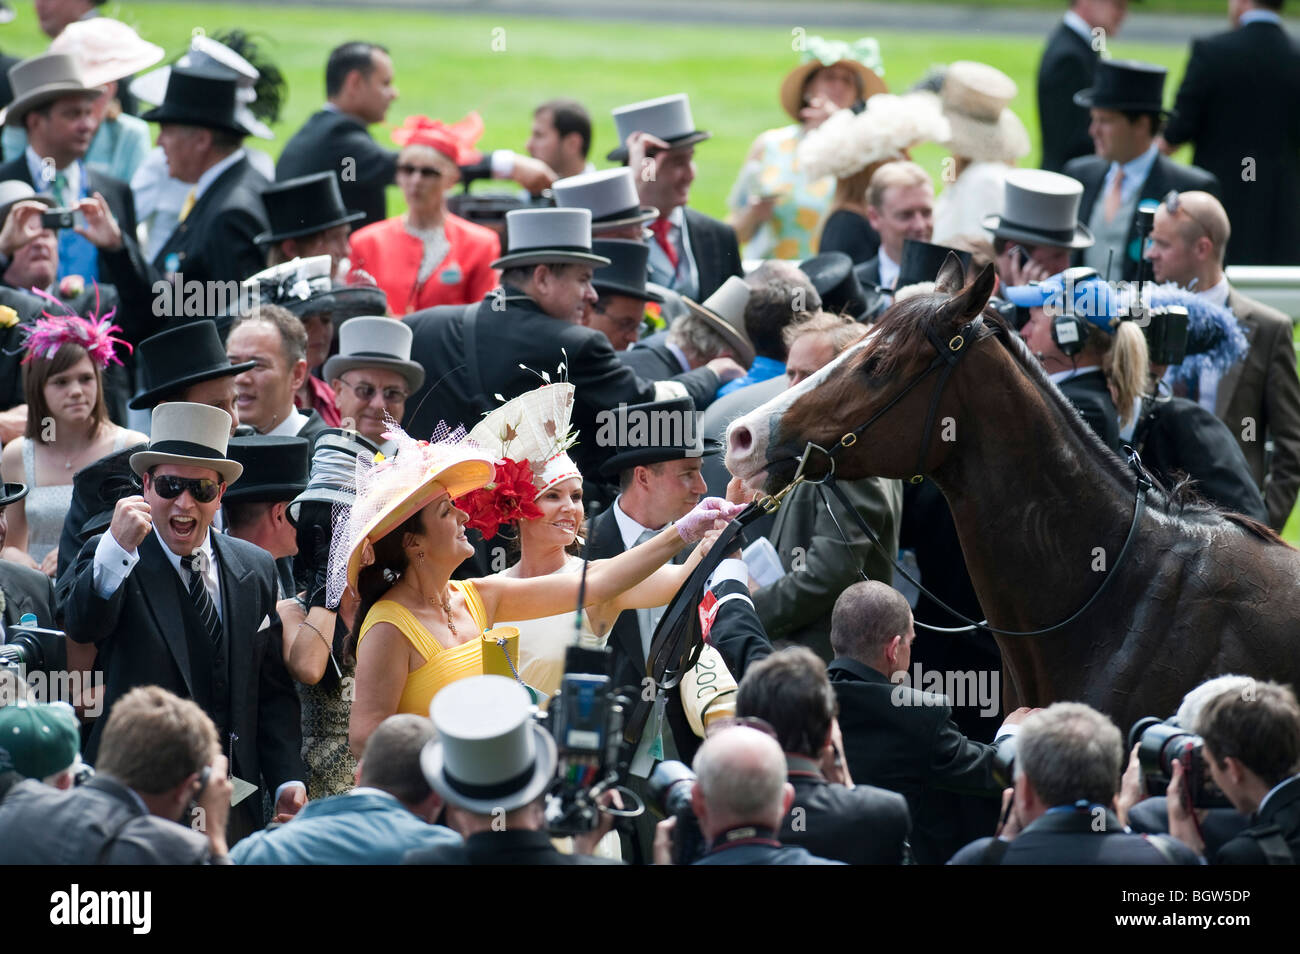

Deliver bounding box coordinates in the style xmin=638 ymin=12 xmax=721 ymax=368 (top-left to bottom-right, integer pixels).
xmin=456 ymin=457 xmax=542 ymax=540
xmin=391 ymin=113 xmax=484 ymax=166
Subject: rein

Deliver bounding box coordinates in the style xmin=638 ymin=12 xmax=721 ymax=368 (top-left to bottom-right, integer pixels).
xmin=753 ymin=315 xmax=1154 ymax=639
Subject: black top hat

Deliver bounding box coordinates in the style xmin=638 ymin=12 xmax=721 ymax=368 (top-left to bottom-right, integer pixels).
xmin=129 ymin=320 xmax=256 ymax=410
xmin=591 ymin=239 xmax=664 ymax=303
xmin=0 ymin=481 xmax=27 ymax=507
xmin=255 ymin=173 xmax=366 ymax=245
xmin=141 ymin=66 xmax=258 ymax=137
xmin=896 ymin=239 xmax=973 ymax=290
xmin=799 ymin=252 xmax=869 ymax=320
xmin=597 ymin=397 xmax=722 ymax=477
xmin=1073 ymin=59 xmax=1167 ymax=115
xmin=223 ymin=435 xmax=311 ymax=503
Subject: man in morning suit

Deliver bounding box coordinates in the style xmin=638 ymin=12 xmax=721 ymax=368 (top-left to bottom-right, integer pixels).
xmin=144 ymin=68 xmax=269 ymax=287
xmin=62 ymin=402 xmax=306 ymax=844
xmin=852 ymin=161 xmax=935 ymax=292
xmin=1144 ymin=190 xmax=1300 ymax=530
xmin=401 ymin=208 xmax=725 ymax=479
xmin=827 ymin=581 xmax=1029 ymax=864
xmin=1037 ymin=0 xmax=1131 ymax=173
xmin=1160 ymin=0 xmax=1300 ymax=265
xmin=610 ymin=94 xmax=742 ymax=302
xmin=1064 ymin=59 xmax=1218 ymax=281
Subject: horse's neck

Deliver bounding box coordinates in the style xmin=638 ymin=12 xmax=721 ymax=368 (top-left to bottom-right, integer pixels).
xmin=931 ymin=344 xmax=1136 ymax=638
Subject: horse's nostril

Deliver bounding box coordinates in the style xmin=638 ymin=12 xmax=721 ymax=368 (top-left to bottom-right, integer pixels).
xmin=730 ymin=426 xmax=753 ymax=455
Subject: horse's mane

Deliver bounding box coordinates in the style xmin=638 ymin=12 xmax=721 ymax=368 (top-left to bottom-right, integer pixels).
xmin=865 ymin=292 xmax=1287 ymax=546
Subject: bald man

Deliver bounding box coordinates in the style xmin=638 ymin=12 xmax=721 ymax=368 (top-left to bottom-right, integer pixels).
xmin=656 ymin=726 xmax=842 ymax=865
xmin=1144 ymin=190 xmax=1300 ymax=530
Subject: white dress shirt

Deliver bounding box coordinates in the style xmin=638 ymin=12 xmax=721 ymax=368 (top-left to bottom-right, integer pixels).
xmin=878 ymin=246 xmax=901 ymax=290
xmin=92 ymin=525 xmax=222 ymax=620
xmin=265 ymin=409 xmax=310 ymax=438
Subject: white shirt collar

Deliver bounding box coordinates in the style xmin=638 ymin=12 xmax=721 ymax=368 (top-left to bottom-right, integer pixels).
xmin=193 ymin=148 xmax=247 ymax=199
xmin=1240 ymin=9 xmax=1283 ymax=27
xmin=1195 ymin=275 xmax=1231 ymax=308
xmin=1063 ymin=9 xmax=1094 ymax=44
xmin=612 ymin=495 xmax=664 ymax=552
xmin=265 ymin=409 xmax=309 ymax=437
xmin=663 ymin=340 xmax=693 ymax=374
xmin=877 ymin=247 xmax=901 ymax=290
xmin=25 ymin=146 xmax=80 ymax=199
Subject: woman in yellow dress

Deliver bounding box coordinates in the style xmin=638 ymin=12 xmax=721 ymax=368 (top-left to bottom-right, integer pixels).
xmin=335 ymin=420 xmax=740 ymax=755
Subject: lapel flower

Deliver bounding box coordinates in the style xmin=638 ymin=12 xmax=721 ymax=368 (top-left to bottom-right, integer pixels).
xmin=58 ymin=275 xmax=85 ymax=299
xmin=0 ymin=305 xmax=18 ymax=329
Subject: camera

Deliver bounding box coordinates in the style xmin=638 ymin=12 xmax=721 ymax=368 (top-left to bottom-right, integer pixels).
xmin=988 ymin=294 xmax=1031 ymax=332
xmin=648 ymin=759 xmax=706 ymax=865
xmin=991 ymin=733 xmax=1018 ymax=789
xmin=39 ymin=207 xmax=77 ymax=231
xmin=540 ymin=644 xmax=640 ymax=836
xmin=1129 ymin=717 xmax=1229 ymax=809
xmin=0 ymin=628 xmax=47 ymax=674
xmin=1141 ymin=305 xmax=1190 ymax=367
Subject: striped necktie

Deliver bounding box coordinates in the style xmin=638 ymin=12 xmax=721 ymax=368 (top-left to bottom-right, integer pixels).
xmin=181 ymin=553 xmax=223 ymax=645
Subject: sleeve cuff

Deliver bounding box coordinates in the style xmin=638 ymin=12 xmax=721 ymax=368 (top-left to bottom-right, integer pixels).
xmin=707 ymin=558 xmax=749 ymax=590
xmin=490 ymin=149 xmax=516 ymax=179
xmin=274 ymin=780 xmax=307 ymax=805
xmin=92 ymin=531 xmax=140 ymax=598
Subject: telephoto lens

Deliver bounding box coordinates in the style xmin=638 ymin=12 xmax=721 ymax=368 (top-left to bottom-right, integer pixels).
xmin=648 ymin=760 xmax=705 ymax=865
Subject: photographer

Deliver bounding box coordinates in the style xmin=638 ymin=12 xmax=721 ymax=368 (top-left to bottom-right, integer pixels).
xmin=0 ymin=686 xmax=234 ymax=864
xmin=405 ymin=676 xmax=624 ymax=865
xmin=0 ymin=702 xmax=82 ymax=794
xmin=949 ymin=702 xmax=1201 ymax=865
xmin=1167 ymin=680 xmax=1300 ymax=864
xmin=655 ymin=724 xmax=843 ymax=865
xmin=735 ymin=646 xmax=911 ymax=864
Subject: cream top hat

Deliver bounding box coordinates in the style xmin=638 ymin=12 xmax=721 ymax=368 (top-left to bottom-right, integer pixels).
xmin=491 ymin=208 xmax=612 ymax=270
xmin=322 ymin=316 xmax=425 ymax=393
xmin=682 ymin=275 xmax=756 ymax=368
xmin=130 ymin=402 xmax=243 ymax=485
xmin=552 ymin=168 xmax=658 ymax=231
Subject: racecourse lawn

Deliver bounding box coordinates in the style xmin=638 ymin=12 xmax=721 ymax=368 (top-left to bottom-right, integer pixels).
xmin=7 ymin=1 xmax=1299 ymax=539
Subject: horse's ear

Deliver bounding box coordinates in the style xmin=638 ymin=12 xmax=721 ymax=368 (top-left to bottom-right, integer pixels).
xmin=937 ymin=263 xmax=998 ymax=327
xmin=934 ymin=251 xmax=966 ymax=295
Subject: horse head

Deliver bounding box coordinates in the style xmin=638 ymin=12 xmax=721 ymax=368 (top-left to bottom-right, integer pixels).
xmin=726 ymin=254 xmax=998 ymax=494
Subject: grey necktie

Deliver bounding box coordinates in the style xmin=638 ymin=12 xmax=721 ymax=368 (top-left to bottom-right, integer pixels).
xmin=633 ymin=527 xmax=659 ymax=661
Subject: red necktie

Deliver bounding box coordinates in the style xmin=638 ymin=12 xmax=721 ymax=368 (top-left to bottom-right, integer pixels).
xmin=650 ymin=218 xmax=679 ymax=269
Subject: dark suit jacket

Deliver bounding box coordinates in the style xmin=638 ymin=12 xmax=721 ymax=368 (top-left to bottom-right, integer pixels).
xmin=1059 ymin=368 xmax=1120 ymax=451
xmin=783 ymin=760 xmax=911 ymax=864
xmin=151 ymin=155 xmax=270 ymax=286
xmin=276 ymin=109 xmax=396 ymax=229
xmin=950 ymin=808 xmax=1203 ymax=864
xmin=683 ymin=208 xmax=743 ymax=302
xmin=829 ymin=658 xmax=1004 ymax=865
xmin=694 ymin=831 xmax=843 ymax=865
xmin=820 ymin=209 xmax=880 ymax=265
xmin=751 ymin=476 xmax=902 ymax=660
xmin=618 ymin=339 xmax=721 ymax=409
xmin=1164 ymin=20 xmax=1300 ymax=264
xmin=1218 ymin=288 xmax=1300 ymax=529
xmin=1214 ymin=775 xmax=1300 ymax=865
xmin=0 ymin=53 xmax=18 ymax=111
xmin=1064 ymin=152 xmax=1219 ymax=280
xmin=63 ymin=530 xmax=305 ymax=838
xmin=1037 ymin=21 xmax=1098 ymax=174
xmin=0 ymin=560 xmax=64 ymax=675
xmin=403 ymin=828 xmax=624 ymax=865
xmin=0 ymin=775 xmax=221 ymax=864
xmin=403 ymin=289 xmax=717 ymax=477
xmin=1133 ymin=395 xmax=1267 ymax=522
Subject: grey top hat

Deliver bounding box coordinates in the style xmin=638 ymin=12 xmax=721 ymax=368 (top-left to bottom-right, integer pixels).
xmin=322 ymin=316 xmax=425 ymax=393
xmin=607 ymin=93 xmax=711 ymax=162
xmin=982 ymin=169 xmax=1095 ymax=250
xmin=420 ymin=675 xmax=558 ymax=815
xmin=490 ymin=208 xmax=612 ymax=270
xmin=1 ymin=53 xmax=98 ymax=127
xmin=681 ymin=275 xmax=756 ymax=368
xmin=552 ymin=168 xmax=658 ymax=231
xmin=130 ymin=402 xmax=244 ymax=485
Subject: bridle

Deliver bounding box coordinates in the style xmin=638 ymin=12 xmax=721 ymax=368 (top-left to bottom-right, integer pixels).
xmin=751 ymin=314 xmax=1153 ymax=638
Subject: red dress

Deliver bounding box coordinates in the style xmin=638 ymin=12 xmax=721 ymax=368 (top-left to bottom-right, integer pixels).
xmin=348 ymin=212 xmax=500 ymax=315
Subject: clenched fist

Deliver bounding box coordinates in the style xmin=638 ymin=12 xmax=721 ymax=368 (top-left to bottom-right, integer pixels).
xmin=109 ymin=495 xmax=153 ymax=553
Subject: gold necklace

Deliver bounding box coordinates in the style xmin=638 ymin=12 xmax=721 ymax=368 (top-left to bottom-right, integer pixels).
xmin=407 ymin=580 xmax=457 ymax=638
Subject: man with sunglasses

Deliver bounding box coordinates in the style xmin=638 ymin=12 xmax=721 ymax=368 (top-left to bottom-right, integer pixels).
xmin=64 ymin=402 xmax=307 ymax=846
xmin=323 ymin=315 xmax=423 ymax=448
xmin=1144 ymin=190 xmax=1300 ymax=531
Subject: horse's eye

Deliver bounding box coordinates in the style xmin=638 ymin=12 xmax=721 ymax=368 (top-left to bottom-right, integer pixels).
xmin=861 ymin=354 xmax=881 ymax=375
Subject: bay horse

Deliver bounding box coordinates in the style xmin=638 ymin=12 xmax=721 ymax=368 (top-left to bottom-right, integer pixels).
xmin=725 ymin=256 xmax=1300 ymax=733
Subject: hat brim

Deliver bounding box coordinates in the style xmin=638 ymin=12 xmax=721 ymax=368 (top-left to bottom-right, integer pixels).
xmin=255 ymin=209 xmax=367 ymax=245
xmin=141 ymin=102 xmax=257 ymax=138
xmin=128 ymin=359 xmax=257 ymax=410
xmin=489 ymin=250 xmax=611 ymax=270
xmin=682 ymin=296 xmax=756 ymax=368
xmin=80 ymin=42 xmax=167 ymax=89
xmin=780 ymin=59 xmax=888 ymax=122
xmin=129 ymin=451 xmax=244 ymax=486
xmin=981 ymin=214 xmax=1095 ymax=250
xmin=943 ymin=108 xmax=1031 ymax=163
xmin=598 ymin=438 xmax=723 ymax=478
xmin=0 ymin=481 xmax=28 ymax=506
xmin=0 ymin=85 xmax=99 ymax=126
xmin=221 ymin=480 xmax=311 ymax=504
xmin=322 ymin=355 xmax=425 ymax=393
xmin=284 ymin=287 xmax=390 ymax=324
xmin=589 ymin=206 xmax=659 ymax=231
xmin=344 ymin=452 xmax=496 ymax=593
xmin=606 ymin=130 xmax=712 ymax=163
xmin=420 ymin=722 xmax=558 ymax=814
xmin=1072 ymin=88 xmax=1169 ymax=115
xmin=591 ymin=279 xmax=664 ymax=304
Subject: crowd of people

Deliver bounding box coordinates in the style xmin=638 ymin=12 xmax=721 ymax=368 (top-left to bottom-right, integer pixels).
xmin=0 ymin=0 xmax=1298 ymax=866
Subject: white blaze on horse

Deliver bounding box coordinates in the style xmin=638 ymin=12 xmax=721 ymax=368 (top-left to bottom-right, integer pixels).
xmin=725 ymin=256 xmax=1300 ymax=733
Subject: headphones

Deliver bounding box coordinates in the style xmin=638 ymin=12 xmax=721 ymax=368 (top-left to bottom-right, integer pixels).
xmin=1050 ymin=267 xmax=1101 ymax=358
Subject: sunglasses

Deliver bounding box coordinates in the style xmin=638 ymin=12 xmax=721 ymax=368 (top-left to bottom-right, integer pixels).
xmin=339 ymin=376 xmax=409 ymax=405
xmin=396 ymin=164 xmax=442 ymax=179
xmin=1163 ymin=190 xmax=1216 ymax=240
xmin=150 ymin=474 xmax=222 ymax=503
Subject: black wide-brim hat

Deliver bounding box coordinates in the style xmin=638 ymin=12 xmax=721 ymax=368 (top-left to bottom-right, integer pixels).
xmin=129 ymin=320 xmax=256 ymax=410
xmin=283 ymin=285 xmax=391 ymax=326
xmin=222 ymin=435 xmax=312 ymax=503
xmin=255 ymin=172 xmax=366 ymax=245
xmin=597 ymin=396 xmax=722 ymax=477
xmin=0 ymin=481 xmax=27 ymax=507
xmin=800 ymin=251 xmax=869 ymax=320
xmin=1073 ymin=59 xmax=1168 ymax=115
xmin=141 ymin=66 xmax=258 ymax=138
